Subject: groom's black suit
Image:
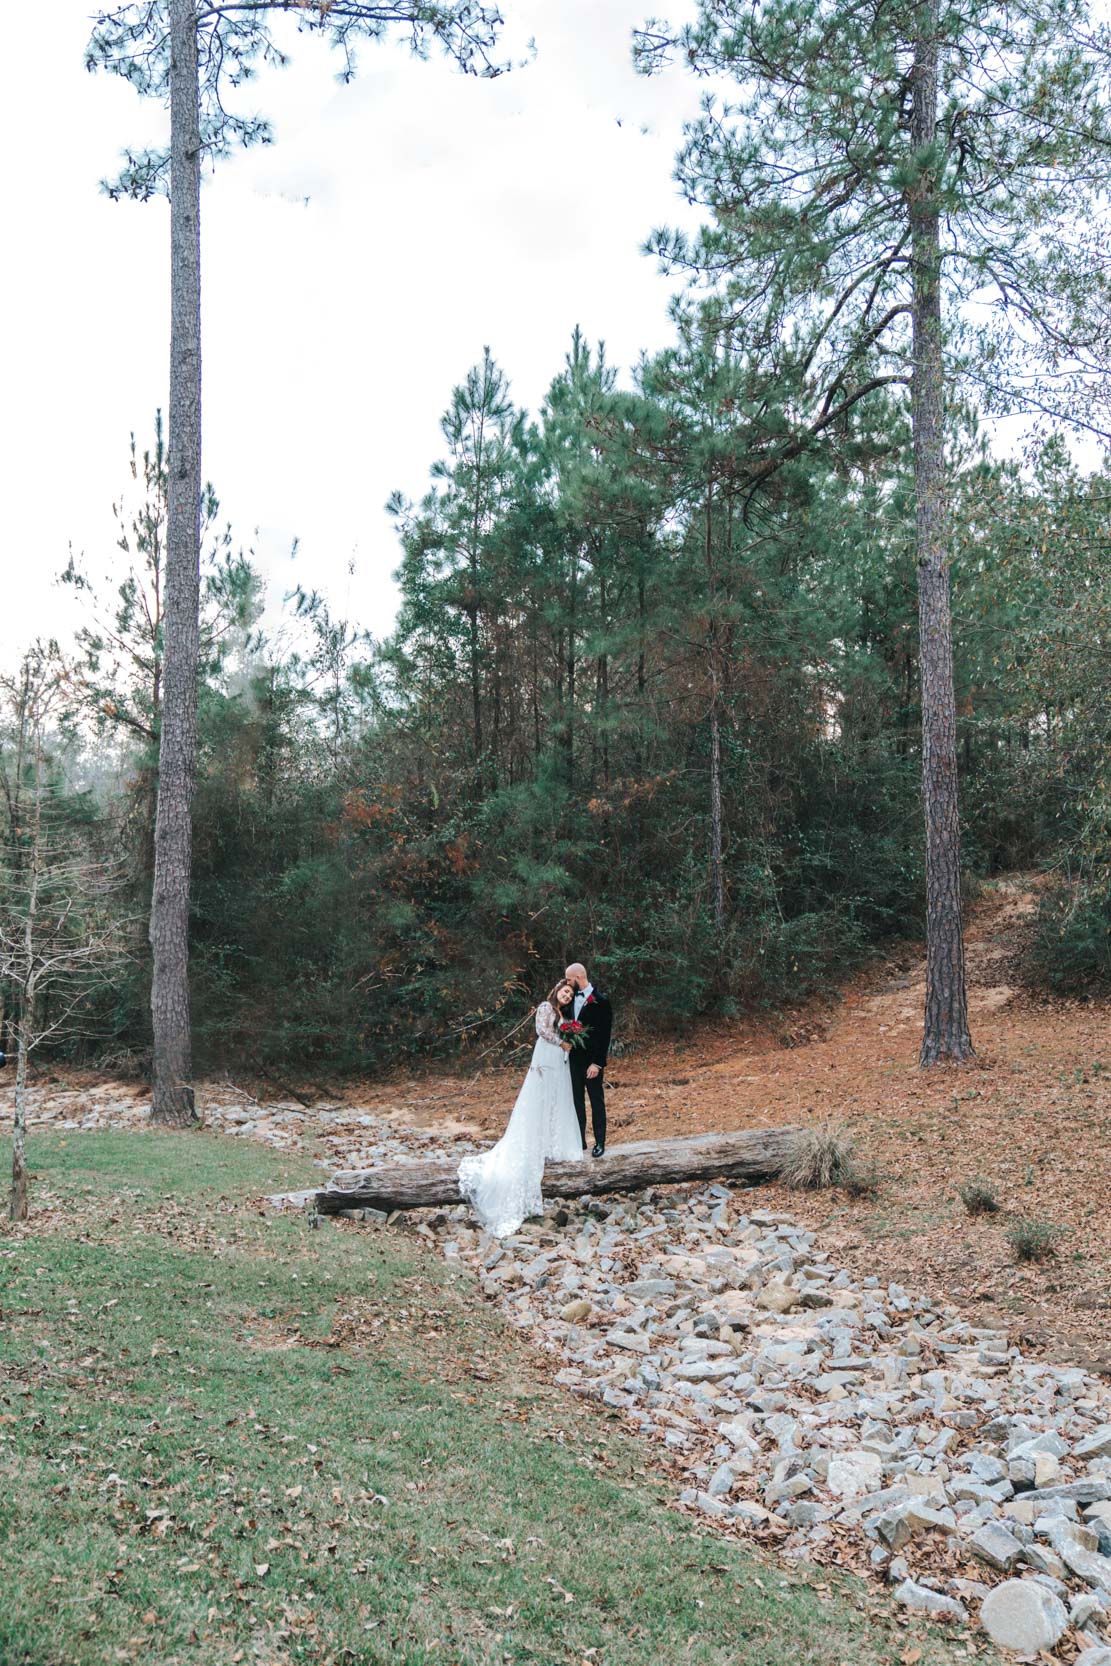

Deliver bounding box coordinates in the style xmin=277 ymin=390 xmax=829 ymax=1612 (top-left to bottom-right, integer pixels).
xmin=564 ymin=987 xmax=613 ymax=1151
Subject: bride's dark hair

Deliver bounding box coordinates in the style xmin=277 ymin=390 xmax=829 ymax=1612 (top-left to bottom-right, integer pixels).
xmin=545 ymin=977 xmax=573 ymax=1014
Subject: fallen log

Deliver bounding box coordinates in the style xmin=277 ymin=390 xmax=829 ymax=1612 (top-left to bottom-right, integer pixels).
xmin=315 ymin=1126 xmax=803 ymax=1216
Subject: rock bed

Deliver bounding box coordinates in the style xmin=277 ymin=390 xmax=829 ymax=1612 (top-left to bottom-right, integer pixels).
xmin=13 ymin=1082 xmax=487 ymax=1166
xmin=399 ymin=1182 xmax=1111 ymax=1661
xmin=14 ymin=1082 xmax=1111 ymax=1658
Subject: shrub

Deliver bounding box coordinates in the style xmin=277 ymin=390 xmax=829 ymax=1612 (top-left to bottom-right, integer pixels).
xmin=780 ymin=1125 xmax=855 ymax=1190
xmin=1027 ymin=875 xmax=1111 ymax=993
xmin=959 ymin=1179 xmax=1000 ymax=1216
xmin=1007 ymin=1218 xmax=1061 ymax=1264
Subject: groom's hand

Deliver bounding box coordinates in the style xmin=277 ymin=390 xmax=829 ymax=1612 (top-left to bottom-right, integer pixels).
xmin=587 ymin=1064 xmax=600 ymax=1079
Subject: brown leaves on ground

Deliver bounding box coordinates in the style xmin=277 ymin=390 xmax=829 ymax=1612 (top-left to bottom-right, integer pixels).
xmin=355 ymin=876 xmax=1110 ymax=1375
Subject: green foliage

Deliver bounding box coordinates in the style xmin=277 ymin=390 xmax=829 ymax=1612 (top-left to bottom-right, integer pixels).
xmin=87 ymin=1 xmax=510 ymax=199
xmin=36 ymin=350 xmax=1106 ymax=1078
xmin=634 ymin=0 xmax=1111 ymax=438
xmin=1007 ymin=1217 xmax=1063 ymax=1264
xmin=959 ymin=1179 xmax=1000 ymax=1216
xmin=1029 ymin=874 xmax=1111 ymax=992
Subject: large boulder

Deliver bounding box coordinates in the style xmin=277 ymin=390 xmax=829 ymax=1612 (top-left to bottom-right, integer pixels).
xmin=979 ymin=1580 xmax=1068 ymax=1656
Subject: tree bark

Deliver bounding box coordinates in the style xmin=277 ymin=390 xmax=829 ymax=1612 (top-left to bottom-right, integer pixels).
xmin=9 ymin=728 xmax=42 ymax=1222
xmin=705 ymin=487 xmax=726 ymax=943
xmin=150 ymin=0 xmax=202 ymax=1125
xmin=910 ymin=5 xmax=974 ymax=1066
xmin=709 ymin=695 xmax=725 ymax=939
xmin=10 ymin=1002 xmax=31 ymax=1223
xmin=316 ymin=1126 xmax=803 ymax=1215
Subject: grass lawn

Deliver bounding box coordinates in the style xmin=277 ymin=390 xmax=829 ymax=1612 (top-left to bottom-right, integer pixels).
xmin=1 ymin=1131 xmax=980 ymax=1666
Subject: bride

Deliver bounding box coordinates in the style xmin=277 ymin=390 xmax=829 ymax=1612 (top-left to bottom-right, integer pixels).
xmin=458 ymin=979 xmax=585 ymax=1237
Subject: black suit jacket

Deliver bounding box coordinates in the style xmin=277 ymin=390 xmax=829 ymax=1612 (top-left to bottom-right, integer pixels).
xmin=565 ymin=989 xmax=612 ymax=1073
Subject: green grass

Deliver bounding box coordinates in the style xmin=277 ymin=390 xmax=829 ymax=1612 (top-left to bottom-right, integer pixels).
xmin=1 ymin=1131 xmax=976 ymax=1666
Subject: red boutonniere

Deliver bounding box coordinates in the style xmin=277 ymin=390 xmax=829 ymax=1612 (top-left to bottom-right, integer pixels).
xmin=585 ymin=993 xmax=596 ymax=1005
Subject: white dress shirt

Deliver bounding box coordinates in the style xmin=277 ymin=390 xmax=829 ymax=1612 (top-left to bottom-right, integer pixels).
xmin=573 ymin=982 xmax=593 ymax=1020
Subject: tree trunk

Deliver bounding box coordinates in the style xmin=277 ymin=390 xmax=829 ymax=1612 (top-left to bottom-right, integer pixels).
xmin=316 ymin=1126 xmax=803 ymax=1215
xmin=598 ymin=571 xmax=609 ymax=787
xmin=9 ymin=726 xmax=45 ymax=1220
xmin=910 ymin=5 xmax=974 ymax=1067
xmin=150 ymin=0 xmax=202 ymax=1126
xmin=705 ymin=488 xmax=726 ymax=944
xmin=566 ymin=549 xmax=577 ymax=785
xmin=468 ymin=592 xmax=482 ymax=763
xmin=10 ymin=1007 xmax=30 ymax=1223
xmin=709 ymin=695 xmax=725 ymax=939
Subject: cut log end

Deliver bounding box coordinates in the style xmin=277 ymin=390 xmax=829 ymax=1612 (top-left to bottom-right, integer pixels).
xmin=315 ymin=1126 xmax=804 ymax=1217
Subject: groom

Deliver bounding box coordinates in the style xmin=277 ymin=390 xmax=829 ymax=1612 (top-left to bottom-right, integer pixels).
xmin=564 ymin=962 xmax=612 ymax=1158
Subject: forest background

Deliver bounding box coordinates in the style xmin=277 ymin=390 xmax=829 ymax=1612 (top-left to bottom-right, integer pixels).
xmin=2 ymin=0 xmax=1109 ymax=1085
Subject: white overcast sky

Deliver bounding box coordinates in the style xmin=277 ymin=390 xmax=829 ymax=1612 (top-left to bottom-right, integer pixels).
xmin=1 ymin=0 xmax=708 ymax=668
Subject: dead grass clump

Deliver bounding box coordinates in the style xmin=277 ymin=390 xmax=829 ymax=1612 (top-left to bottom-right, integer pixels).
xmin=781 ymin=1124 xmax=855 ymax=1190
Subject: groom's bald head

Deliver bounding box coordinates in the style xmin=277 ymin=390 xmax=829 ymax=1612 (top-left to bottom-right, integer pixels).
xmin=565 ymin=962 xmax=588 ymax=988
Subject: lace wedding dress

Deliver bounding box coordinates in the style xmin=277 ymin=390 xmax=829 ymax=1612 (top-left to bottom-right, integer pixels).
xmin=458 ymin=1001 xmax=584 ymax=1238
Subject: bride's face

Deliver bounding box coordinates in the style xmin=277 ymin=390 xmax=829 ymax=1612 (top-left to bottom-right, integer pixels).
xmin=556 ymin=983 xmax=573 ymax=1007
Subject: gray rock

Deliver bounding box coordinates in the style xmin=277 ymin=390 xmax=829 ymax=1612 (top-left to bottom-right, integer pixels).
xmin=893 ymin=1580 xmax=968 ymax=1624
xmin=1021 ymin=1544 xmax=1067 ymax=1580
xmin=1024 ymin=1479 xmax=1111 ymax=1504
xmin=968 ymin=1453 xmax=1009 ymax=1484
xmin=969 ymin=1522 xmax=1024 ymax=1571
xmin=979 ymin=1580 xmax=1069 ymax=1655
xmin=624 ymin=1279 xmax=677 ymax=1299
xmin=828 ymin=1449 xmax=883 ymax=1500
xmin=784 ymin=1500 xmax=830 ymax=1528
xmin=1028 ymin=1571 xmax=1070 ymax=1600
xmin=904 ymin=1500 xmax=957 ymax=1535
xmin=876 ymin=1508 xmax=912 ymax=1551
xmin=1010 ymin=1431 xmax=1069 ymax=1459
xmin=756 ymin=1279 xmax=800 ymax=1314
xmin=1034 ymin=1500 xmax=1081 ymax=1525
xmin=606 ymin=1328 xmax=651 ymax=1354
xmin=1008 ymin=1456 xmax=1036 ymax=1490
xmin=766 ymin=1473 xmax=813 ymax=1506
xmin=1076 ymin=1424 xmax=1111 ymax=1460
xmin=707 ymin=1463 xmax=736 ymax=1498
xmin=1070 ymin=1592 xmax=1102 ymax=1628
xmin=1044 ymin=1517 xmax=1100 ymax=1555
xmin=1060 ymin=1543 xmax=1111 ymax=1595
xmin=672 ymin=1357 xmax=739 ymax=1382
xmin=1070 ymin=1652 xmax=1111 ymax=1666
xmin=951 ymin=1476 xmax=1013 ymax=1506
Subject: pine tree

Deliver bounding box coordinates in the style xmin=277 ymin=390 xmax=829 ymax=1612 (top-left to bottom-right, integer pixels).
xmin=635 ymin=0 xmax=1111 ymax=1062
xmin=86 ymin=0 xmax=510 ymax=1122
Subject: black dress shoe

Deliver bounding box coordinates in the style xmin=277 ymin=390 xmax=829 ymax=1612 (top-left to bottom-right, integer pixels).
xmin=592 ymin=1143 xmax=605 ymax=1158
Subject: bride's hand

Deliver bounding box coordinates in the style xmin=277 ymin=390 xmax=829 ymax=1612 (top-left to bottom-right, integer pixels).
xmin=560 ymin=1042 xmax=572 ymax=1052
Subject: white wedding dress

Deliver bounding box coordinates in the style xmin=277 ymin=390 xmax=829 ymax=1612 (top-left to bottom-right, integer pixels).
xmin=458 ymin=1001 xmax=584 ymax=1237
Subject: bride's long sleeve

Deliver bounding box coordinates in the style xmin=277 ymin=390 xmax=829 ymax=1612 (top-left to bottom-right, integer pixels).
xmin=535 ymin=1001 xmax=560 ymax=1045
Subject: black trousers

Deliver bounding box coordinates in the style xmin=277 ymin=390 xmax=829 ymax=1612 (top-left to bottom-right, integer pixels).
xmin=570 ymin=1065 xmax=606 ymax=1149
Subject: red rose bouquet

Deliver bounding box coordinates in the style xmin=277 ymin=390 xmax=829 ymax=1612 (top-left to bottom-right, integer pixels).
xmin=558 ymin=1018 xmax=588 ymax=1050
